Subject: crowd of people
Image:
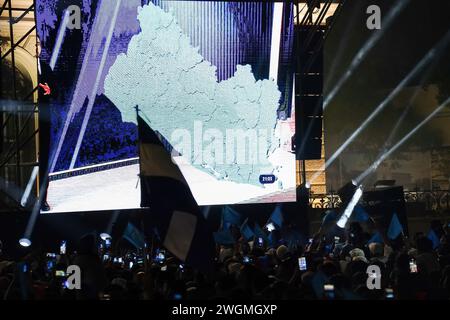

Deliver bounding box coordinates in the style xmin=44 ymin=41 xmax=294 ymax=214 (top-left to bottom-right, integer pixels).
xmin=1 ymin=220 xmax=450 ymax=300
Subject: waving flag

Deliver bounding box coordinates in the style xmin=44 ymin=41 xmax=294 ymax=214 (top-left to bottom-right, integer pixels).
xmin=427 ymin=229 xmax=440 ymax=249
xmin=268 ymin=204 xmax=284 ymax=228
xmin=137 ymin=113 xmax=214 ymax=272
xmin=221 ymin=206 xmax=241 ymax=229
xmin=352 ymin=205 xmax=370 ymax=222
xmin=123 ymin=222 xmax=145 ymax=249
xmin=254 ymin=222 xmax=268 ymax=242
xmin=367 ymin=232 xmax=384 ymax=244
xmin=240 ymin=218 xmax=254 ymax=241
xmin=387 ymin=213 xmax=403 ymax=240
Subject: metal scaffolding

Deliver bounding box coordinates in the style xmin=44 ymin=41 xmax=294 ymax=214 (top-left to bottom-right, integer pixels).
xmin=0 ymin=0 xmax=39 ymax=212
xmin=294 ymin=0 xmax=345 ymax=186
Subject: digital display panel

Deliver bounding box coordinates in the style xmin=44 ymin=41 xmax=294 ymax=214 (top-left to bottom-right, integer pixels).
xmin=36 ymin=0 xmax=296 ymax=212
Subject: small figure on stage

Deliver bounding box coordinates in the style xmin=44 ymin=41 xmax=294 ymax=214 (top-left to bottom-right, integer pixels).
xmin=37 ymin=39 xmax=52 ymax=212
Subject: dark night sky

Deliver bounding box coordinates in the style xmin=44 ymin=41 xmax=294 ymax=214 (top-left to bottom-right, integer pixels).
xmin=323 ymin=0 xmax=450 ymax=190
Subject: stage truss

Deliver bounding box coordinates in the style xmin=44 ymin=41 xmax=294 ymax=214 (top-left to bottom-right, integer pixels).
xmin=0 ymin=0 xmax=39 ymax=212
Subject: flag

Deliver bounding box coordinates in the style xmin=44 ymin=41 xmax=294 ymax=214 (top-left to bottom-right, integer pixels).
xmin=352 ymin=205 xmax=370 ymax=222
xmin=427 ymin=229 xmax=440 ymax=249
xmin=268 ymin=204 xmax=283 ymax=228
xmin=123 ymin=222 xmax=145 ymax=249
xmin=137 ymin=114 xmax=214 ymax=272
xmin=253 ymin=222 xmax=268 ymax=242
xmin=321 ymin=210 xmax=338 ymax=226
xmin=367 ymin=232 xmax=383 ymax=244
xmin=387 ymin=213 xmax=403 ymax=240
xmin=221 ymin=206 xmax=241 ymax=228
xmin=267 ymin=232 xmax=277 ymax=248
xmin=213 ymin=230 xmax=235 ymax=245
xmin=240 ymin=218 xmax=254 ymax=241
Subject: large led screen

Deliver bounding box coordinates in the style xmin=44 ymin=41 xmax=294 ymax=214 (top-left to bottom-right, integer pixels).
xmin=36 ymin=0 xmax=296 ymax=212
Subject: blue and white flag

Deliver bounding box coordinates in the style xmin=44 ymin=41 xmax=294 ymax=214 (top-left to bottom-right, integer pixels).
xmin=427 ymin=229 xmax=440 ymax=249
xmin=367 ymin=232 xmax=383 ymax=244
xmin=352 ymin=205 xmax=370 ymax=222
xmin=123 ymin=222 xmax=145 ymax=249
xmin=221 ymin=206 xmax=241 ymax=229
xmin=240 ymin=218 xmax=254 ymax=241
xmin=138 ymin=115 xmax=214 ymax=272
xmin=268 ymin=204 xmax=284 ymax=228
xmin=387 ymin=213 xmax=403 ymax=240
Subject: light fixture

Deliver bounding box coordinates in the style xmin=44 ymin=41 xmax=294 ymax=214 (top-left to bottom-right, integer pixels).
xmin=19 ymin=238 xmax=32 ymax=247
xmin=100 ymin=233 xmax=111 ymax=241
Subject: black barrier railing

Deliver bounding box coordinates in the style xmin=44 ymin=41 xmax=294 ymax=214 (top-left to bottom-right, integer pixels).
xmin=309 ymin=190 xmax=450 ymax=212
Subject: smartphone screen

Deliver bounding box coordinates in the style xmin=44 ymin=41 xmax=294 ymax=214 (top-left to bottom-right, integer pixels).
xmin=324 ymin=284 xmax=335 ymax=300
xmin=385 ymin=288 xmax=394 ymax=299
xmin=156 ymin=249 xmax=166 ymax=263
xmin=46 ymin=260 xmax=54 ymax=273
xmin=60 ymin=240 xmax=67 ymax=255
xmin=409 ymin=259 xmax=418 ymax=273
xmin=55 ymin=270 xmax=66 ymax=277
xmin=257 ymin=237 xmax=264 ymax=247
xmin=298 ymin=257 xmax=307 ymax=271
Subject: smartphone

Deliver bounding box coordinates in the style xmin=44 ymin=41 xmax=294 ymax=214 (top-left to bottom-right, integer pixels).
xmin=257 ymin=237 xmax=264 ymax=247
xmin=409 ymin=259 xmax=418 ymax=273
xmin=266 ymin=222 xmax=275 ymax=232
xmin=298 ymin=257 xmax=307 ymax=271
xmin=60 ymin=240 xmax=67 ymax=255
xmin=324 ymin=284 xmax=335 ymax=300
xmin=105 ymin=238 xmax=111 ymax=249
xmin=243 ymin=256 xmax=252 ymax=264
xmin=55 ymin=270 xmax=66 ymax=277
xmin=155 ymin=249 xmax=166 ymax=263
xmin=46 ymin=260 xmax=55 ymax=273
xmin=385 ymin=288 xmax=394 ymax=300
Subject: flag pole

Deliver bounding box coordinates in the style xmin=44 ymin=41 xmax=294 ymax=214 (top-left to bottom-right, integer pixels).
xmin=135 ymin=105 xmax=148 ymax=271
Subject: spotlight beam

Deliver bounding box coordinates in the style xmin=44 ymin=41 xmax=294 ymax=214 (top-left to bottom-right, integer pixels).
xmin=355 ymin=59 xmax=439 ymax=184
xmin=50 ymin=9 xmax=70 ymax=70
xmin=336 ymin=185 xmax=363 ymax=228
xmin=324 ymin=0 xmax=411 ymax=109
xmin=356 ymin=96 xmax=450 ymax=183
xmin=309 ymin=30 xmax=450 ymax=185
xmin=20 ymin=166 xmax=39 ymax=207
xmin=69 ymin=0 xmax=122 ymax=169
